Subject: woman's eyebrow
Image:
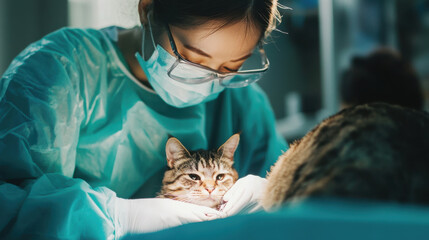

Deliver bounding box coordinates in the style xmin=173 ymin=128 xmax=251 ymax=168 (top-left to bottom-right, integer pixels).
xmin=231 ymin=53 xmax=252 ymax=62
xmin=183 ymin=44 xmax=252 ymax=62
xmin=184 ymin=44 xmax=212 ymax=58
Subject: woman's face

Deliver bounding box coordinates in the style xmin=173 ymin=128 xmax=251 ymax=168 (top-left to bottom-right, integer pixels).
xmin=156 ymin=20 xmax=263 ymax=73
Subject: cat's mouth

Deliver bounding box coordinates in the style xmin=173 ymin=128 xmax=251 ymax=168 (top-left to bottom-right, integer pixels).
xmin=200 ymin=196 xmax=219 ymax=202
xmin=203 ymin=196 xmax=219 ymax=202
xmin=192 ymin=196 xmax=222 ymax=208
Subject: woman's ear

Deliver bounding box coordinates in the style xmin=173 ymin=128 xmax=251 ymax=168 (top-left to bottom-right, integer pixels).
xmin=138 ymin=0 xmax=153 ymax=25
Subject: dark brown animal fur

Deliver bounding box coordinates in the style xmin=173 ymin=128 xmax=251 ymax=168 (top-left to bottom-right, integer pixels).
xmin=263 ymin=103 xmax=429 ymax=210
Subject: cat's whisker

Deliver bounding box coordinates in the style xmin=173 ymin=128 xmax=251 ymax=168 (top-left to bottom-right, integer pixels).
xmin=158 ymin=134 xmax=240 ymax=209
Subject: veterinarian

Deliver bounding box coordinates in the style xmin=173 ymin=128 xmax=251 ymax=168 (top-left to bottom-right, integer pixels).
xmin=0 ymin=0 xmax=287 ymax=238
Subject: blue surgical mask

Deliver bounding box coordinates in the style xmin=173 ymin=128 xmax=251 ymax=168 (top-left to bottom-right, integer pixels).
xmin=135 ymin=22 xmax=225 ymax=108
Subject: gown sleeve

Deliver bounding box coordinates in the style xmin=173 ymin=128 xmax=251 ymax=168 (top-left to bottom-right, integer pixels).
xmin=234 ymin=84 xmax=288 ymax=177
xmin=0 ymin=29 xmax=122 ymax=239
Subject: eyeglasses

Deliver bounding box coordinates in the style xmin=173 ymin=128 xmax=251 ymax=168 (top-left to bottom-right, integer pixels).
xmin=164 ymin=24 xmax=270 ymax=88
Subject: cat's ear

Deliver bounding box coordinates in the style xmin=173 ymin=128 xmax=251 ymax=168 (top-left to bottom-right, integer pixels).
xmin=218 ymin=134 xmax=240 ymax=162
xmin=166 ymin=138 xmax=190 ymax=168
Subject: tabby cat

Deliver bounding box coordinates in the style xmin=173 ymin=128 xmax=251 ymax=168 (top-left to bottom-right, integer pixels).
xmin=157 ymin=134 xmax=240 ymax=209
xmin=263 ymin=103 xmax=429 ymax=210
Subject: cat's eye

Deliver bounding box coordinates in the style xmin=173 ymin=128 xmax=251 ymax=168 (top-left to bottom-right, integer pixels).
xmin=216 ymin=174 xmax=225 ymax=181
xmin=188 ymin=174 xmax=201 ymax=181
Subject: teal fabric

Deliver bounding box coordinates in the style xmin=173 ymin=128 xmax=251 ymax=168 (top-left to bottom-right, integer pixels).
xmin=0 ymin=26 xmax=287 ymax=239
xmin=125 ymin=199 xmax=429 ymax=240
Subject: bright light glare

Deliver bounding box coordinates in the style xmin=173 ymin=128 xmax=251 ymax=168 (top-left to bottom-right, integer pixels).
xmin=68 ymin=0 xmax=140 ymax=28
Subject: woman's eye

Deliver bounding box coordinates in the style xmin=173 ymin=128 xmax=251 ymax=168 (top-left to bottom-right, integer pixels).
xmin=216 ymin=174 xmax=225 ymax=181
xmin=223 ymin=67 xmax=239 ymax=73
xmin=179 ymin=51 xmax=201 ymax=64
xmin=188 ymin=174 xmax=201 ymax=181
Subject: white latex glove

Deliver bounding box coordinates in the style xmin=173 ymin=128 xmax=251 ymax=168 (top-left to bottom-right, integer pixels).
xmin=220 ymin=175 xmax=267 ymax=216
xmin=115 ymin=197 xmax=224 ymax=237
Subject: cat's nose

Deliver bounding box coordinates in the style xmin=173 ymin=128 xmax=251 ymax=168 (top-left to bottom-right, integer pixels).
xmin=205 ymin=187 xmax=215 ymax=194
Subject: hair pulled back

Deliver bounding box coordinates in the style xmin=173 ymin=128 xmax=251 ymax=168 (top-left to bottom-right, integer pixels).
xmin=147 ymin=0 xmax=282 ymax=39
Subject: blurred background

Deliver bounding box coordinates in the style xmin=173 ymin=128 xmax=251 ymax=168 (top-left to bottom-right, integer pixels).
xmin=0 ymin=0 xmax=428 ymax=143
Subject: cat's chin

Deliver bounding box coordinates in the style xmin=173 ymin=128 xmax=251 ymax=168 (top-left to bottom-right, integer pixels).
xmin=192 ymin=198 xmax=221 ymax=208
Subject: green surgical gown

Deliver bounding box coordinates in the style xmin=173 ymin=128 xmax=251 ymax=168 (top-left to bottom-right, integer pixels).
xmin=0 ymin=27 xmax=287 ymax=239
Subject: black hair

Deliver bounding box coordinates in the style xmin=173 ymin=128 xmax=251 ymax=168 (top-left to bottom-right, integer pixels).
xmin=340 ymin=48 xmax=424 ymax=110
xmin=150 ymin=0 xmax=281 ymax=39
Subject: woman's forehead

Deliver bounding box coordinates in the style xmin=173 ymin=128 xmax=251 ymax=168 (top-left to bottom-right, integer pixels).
xmin=170 ymin=20 xmax=262 ymax=60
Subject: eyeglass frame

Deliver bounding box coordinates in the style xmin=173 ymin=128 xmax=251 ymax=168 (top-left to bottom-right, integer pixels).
xmin=163 ymin=23 xmax=270 ymax=87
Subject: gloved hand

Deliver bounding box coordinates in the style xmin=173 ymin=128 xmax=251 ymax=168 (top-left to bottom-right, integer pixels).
xmin=220 ymin=175 xmax=267 ymax=216
xmin=115 ymin=197 xmax=224 ymax=237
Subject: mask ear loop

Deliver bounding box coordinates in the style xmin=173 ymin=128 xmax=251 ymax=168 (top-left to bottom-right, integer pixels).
xmin=146 ymin=11 xmax=157 ymax=48
xmin=141 ymin=11 xmax=157 ymax=61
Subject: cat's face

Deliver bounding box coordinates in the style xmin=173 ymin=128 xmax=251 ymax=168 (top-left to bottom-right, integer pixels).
xmin=159 ymin=134 xmax=240 ymax=208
